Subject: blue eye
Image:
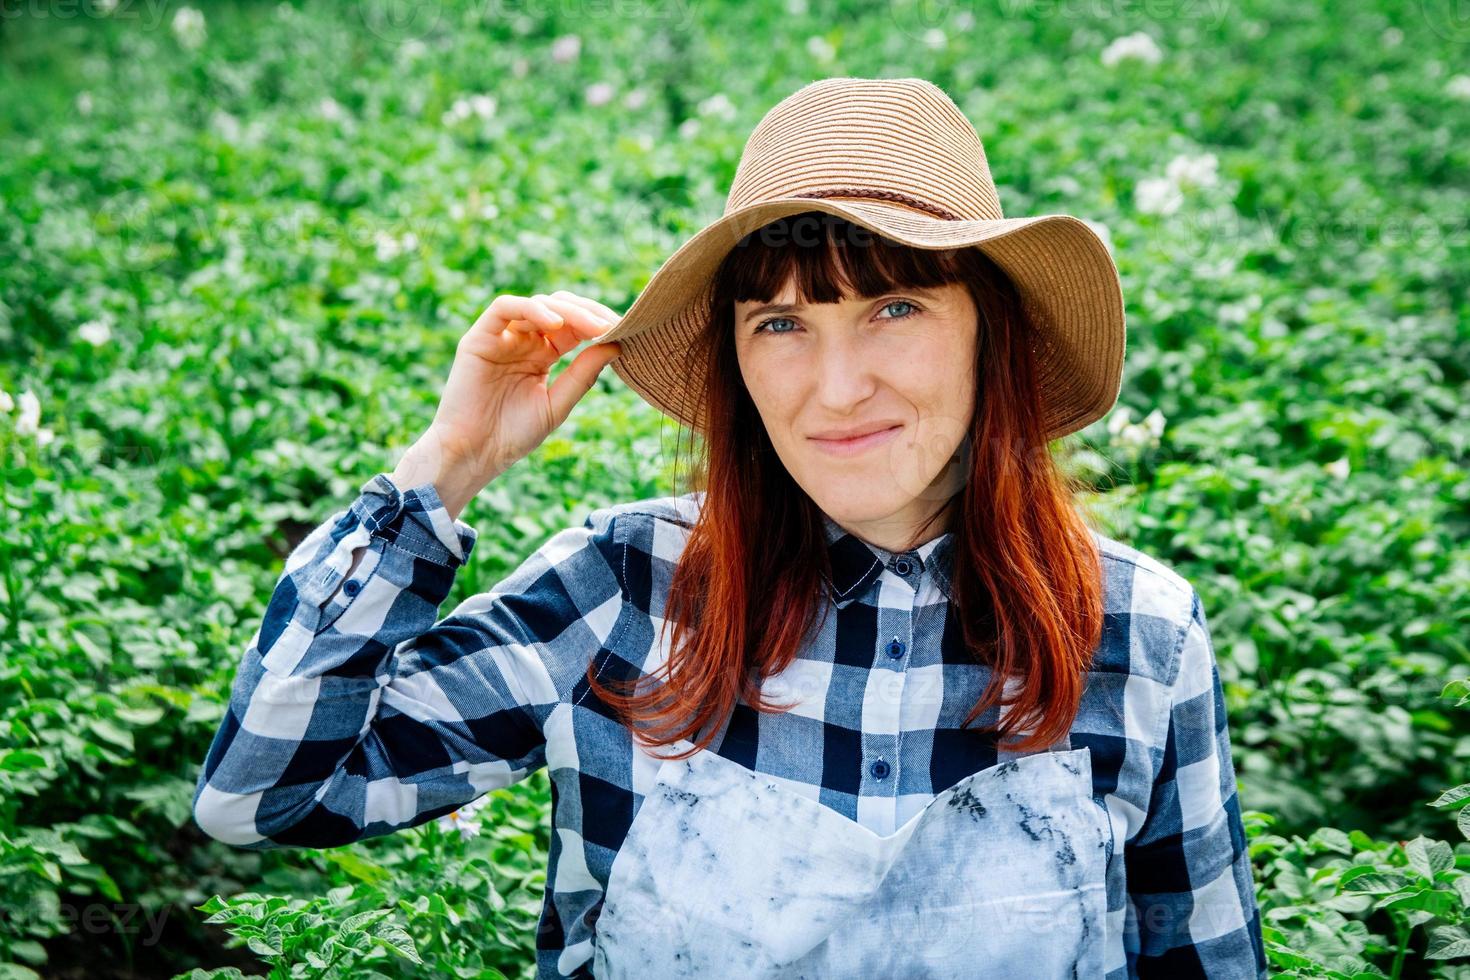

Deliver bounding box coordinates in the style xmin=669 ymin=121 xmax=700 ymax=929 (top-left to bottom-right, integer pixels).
xmin=755 ymin=317 xmax=798 ymax=335
xmin=750 ymin=299 xmax=922 ymax=335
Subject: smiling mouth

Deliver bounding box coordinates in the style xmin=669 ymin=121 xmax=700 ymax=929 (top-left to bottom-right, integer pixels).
xmin=808 ymin=424 xmax=904 ymax=455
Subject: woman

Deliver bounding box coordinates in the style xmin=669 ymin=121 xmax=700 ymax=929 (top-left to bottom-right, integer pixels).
xmin=193 ymin=77 xmax=1267 ymax=979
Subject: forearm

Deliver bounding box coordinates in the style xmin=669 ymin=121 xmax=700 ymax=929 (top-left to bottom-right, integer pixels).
xmin=192 ymin=473 xmax=477 ymax=847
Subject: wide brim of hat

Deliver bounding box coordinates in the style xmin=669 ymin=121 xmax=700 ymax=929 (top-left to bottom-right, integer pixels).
xmin=597 ymin=196 xmax=1126 ymax=443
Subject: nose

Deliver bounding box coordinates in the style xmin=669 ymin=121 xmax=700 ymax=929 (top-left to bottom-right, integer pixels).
xmin=811 ymin=334 xmax=879 ymax=415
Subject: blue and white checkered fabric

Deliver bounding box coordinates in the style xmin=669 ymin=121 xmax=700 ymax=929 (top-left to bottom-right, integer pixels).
xmin=193 ymin=472 xmax=1268 ymax=979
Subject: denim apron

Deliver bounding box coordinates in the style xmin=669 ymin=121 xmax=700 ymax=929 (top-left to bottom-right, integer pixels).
xmin=592 ymin=736 xmax=1110 ymax=978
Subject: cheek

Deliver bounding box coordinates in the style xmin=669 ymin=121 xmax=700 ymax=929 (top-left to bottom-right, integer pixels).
xmin=884 ymin=334 xmax=975 ymax=413
xmin=737 ymin=353 xmax=798 ymax=423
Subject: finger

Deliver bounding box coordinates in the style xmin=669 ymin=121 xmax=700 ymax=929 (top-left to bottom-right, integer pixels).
xmin=481 ymin=294 xmax=565 ymax=335
xmin=546 ymin=341 xmax=622 ymax=428
xmin=533 ymin=294 xmax=615 ymax=354
xmin=548 ymin=290 xmax=624 ymax=326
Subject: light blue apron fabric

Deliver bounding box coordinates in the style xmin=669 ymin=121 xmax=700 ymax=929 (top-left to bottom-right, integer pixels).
xmin=593 ymin=739 xmax=1110 ymax=977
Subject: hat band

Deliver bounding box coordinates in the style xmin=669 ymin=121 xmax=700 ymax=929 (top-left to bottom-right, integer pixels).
xmin=790 ymin=187 xmax=963 ymax=222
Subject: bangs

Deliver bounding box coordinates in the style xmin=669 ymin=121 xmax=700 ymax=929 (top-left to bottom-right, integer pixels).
xmin=715 ymin=211 xmax=970 ymax=307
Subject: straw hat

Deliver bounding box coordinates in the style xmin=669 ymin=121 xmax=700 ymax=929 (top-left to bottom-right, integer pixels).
xmin=597 ymin=76 xmax=1126 ymax=443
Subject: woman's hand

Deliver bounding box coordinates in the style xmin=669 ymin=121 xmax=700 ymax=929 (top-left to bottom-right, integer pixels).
xmin=393 ymin=290 xmax=624 ymax=520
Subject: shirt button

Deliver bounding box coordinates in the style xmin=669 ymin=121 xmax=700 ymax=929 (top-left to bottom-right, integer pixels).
xmin=342 ymin=580 xmax=361 ymax=597
xmin=887 ymin=638 xmax=906 ymax=659
xmin=870 ymin=759 xmax=890 ymax=779
xmin=894 ymin=559 xmax=913 ymax=576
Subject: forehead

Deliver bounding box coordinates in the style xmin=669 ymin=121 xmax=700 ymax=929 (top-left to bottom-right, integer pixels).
xmin=734 ymin=282 xmax=948 ymax=306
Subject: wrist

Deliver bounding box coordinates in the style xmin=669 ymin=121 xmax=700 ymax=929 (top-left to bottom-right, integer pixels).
xmin=391 ymin=433 xmax=488 ymax=522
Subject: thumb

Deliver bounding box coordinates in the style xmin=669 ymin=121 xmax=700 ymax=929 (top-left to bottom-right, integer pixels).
xmin=546 ymin=341 xmax=622 ymax=428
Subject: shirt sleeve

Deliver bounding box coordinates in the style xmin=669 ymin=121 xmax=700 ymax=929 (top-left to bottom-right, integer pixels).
xmin=1125 ymin=589 xmax=1268 ymax=978
xmin=191 ymin=472 xmax=625 ymax=850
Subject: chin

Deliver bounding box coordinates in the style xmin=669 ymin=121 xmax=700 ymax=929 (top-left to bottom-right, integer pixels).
xmin=802 ymin=479 xmax=904 ymax=523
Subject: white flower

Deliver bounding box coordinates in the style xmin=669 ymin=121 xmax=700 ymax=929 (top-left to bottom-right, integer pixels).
xmin=1106 ymin=406 xmax=1163 ymax=452
xmin=805 ymin=35 xmax=835 ymax=61
xmin=398 ymin=39 xmax=428 ymax=63
xmin=76 ymin=92 xmax=93 ymax=116
xmin=448 ymin=201 xmax=497 ymax=221
xmin=954 ymin=11 xmax=975 ymax=29
xmin=1164 ymin=152 xmax=1219 ymax=189
xmin=678 ymin=118 xmax=700 ymax=140
xmin=922 ymin=28 xmax=947 ymax=49
xmin=171 ymin=7 xmax=206 ymax=49
xmin=585 ymin=82 xmax=615 ymax=107
xmin=1219 ymin=295 xmax=1261 ymax=325
xmin=785 ymin=0 xmax=807 ymax=13
xmin=511 ymin=57 xmax=531 ymax=79
xmin=95 ymin=0 xmax=118 ymax=11
xmin=698 ymin=93 xmax=736 ymax=120
xmin=1447 ymin=75 xmax=1470 ymax=100
xmin=35 ymin=427 xmax=55 ymax=448
xmin=1134 ymin=176 xmax=1183 ymax=216
xmin=318 ymin=97 xmax=348 ymax=123
xmin=211 ymin=110 xmax=242 ymax=142
xmin=374 ymin=231 xmax=418 ymax=262
xmin=1324 ymin=457 xmax=1350 ymax=480
xmin=437 ymin=796 xmax=489 ymax=840
xmin=1381 ymin=27 xmax=1403 ymax=47
xmin=0 ymin=389 xmax=12 ymax=413
xmin=78 ymin=318 xmax=113 ymax=346
xmin=550 ymin=34 xmax=581 ymax=63
xmin=441 ymin=94 xmax=497 ymax=126
xmin=1106 ymin=406 xmax=1133 ymax=438
xmin=1100 ymin=31 xmax=1162 ymax=68
xmin=623 ymin=87 xmax=649 ymax=110
xmin=15 ymin=390 xmax=41 ymax=437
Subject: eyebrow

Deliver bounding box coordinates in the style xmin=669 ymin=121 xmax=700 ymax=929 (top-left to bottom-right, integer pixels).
xmin=739 ymin=288 xmax=939 ymax=325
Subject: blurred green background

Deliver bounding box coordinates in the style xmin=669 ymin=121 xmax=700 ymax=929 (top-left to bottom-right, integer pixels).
xmin=1 ymin=0 xmax=1468 ymax=976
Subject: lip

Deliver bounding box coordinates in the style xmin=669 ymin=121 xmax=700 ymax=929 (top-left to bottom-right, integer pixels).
xmin=808 ymin=423 xmax=904 ymax=456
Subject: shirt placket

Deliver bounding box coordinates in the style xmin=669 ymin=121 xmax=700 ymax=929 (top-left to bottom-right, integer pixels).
xmin=857 ymin=549 xmax=925 ymax=836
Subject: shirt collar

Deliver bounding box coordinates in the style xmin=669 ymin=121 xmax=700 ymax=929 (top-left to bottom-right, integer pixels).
xmin=820 ymin=512 xmax=956 ymax=606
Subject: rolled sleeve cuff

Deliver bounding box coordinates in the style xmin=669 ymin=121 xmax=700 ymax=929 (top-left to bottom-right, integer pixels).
xmin=353 ymin=472 xmax=478 ymax=566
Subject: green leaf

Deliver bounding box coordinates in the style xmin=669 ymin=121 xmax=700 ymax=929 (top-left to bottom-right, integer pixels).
xmin=4 ymin=942 xmax=48 ymax=967
xmin=1342 ymin=872 xmax=1411 ymax=893
xmin=1426 ymin=924 xmax=1470 ymax=960
xmin=0 ymin=750 xmax=49 ymax=771
xmin=1405 ymin=837 xmax=1455 ymax=879
xmin=1310 ymin=827 xmax=1354 ymax=854
xmin=338 ymin=908 xmax=391 ymax=935
xmin=1429 ymin=783 xmax=1470 ymax=810
xmin=370 ymin=923 xmax=422 ymax=964
xmin=87 ymin=718 xmax=134 ymax=752
xmin=245 ymin=933 xmax=282 ymax=958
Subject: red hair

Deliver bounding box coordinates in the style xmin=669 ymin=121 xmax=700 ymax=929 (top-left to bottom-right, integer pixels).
xmin=586 ymin=211 xmax=1104 ymax=759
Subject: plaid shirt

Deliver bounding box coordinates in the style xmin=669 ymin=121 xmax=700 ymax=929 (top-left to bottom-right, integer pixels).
xmin=193 ymin=473 xmax=1268 ymax=979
